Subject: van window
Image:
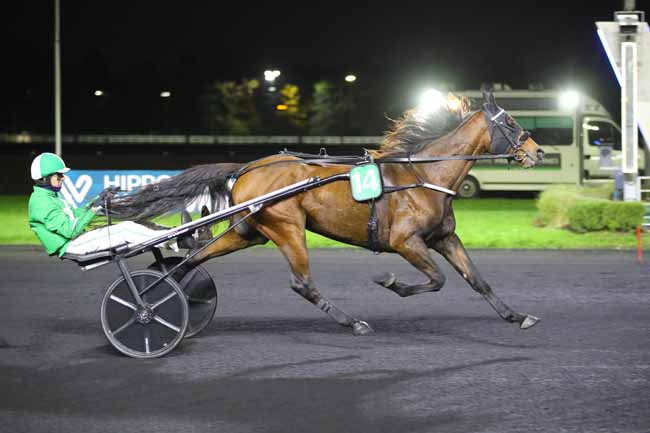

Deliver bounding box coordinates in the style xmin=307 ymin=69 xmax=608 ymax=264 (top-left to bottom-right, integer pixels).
xmin=516 ymin=116 xmax=574 ymax=145
xmin=585 ymin=121 xmax=621 ymax=150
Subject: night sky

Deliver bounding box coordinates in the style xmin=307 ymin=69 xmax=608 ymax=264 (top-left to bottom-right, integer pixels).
xmin=1 ymin=0 xmax=645 ymax=133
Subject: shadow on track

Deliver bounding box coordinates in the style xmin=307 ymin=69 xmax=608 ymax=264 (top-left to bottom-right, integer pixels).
xmin=200 ymin=315 xmax=542 ymax=350
xmin=0 ymin=355 xmax=531 ymax=433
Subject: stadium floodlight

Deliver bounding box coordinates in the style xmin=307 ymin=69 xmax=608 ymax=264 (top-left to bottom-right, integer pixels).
xmin=417 ymin=88 xmax=446 ymax=115
xmin=345 ymin=74 xmax=357 ymax=83
xmin=94 ymin=90 xmax=104 ymax=96
xmin=160 ymin=91 xmax=171 ymax=98
xmin=264 ymin=69 xmax=281 ymax=82
xmin=559 ymin=90 xmax=580 ymax=110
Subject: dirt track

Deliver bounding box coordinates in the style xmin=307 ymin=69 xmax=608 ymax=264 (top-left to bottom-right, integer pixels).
xmin=1 ymin=247 xmax=649 ymax=433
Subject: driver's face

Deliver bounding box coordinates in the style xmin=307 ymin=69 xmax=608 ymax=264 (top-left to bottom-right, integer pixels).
xmin=50 ymin=173 xmax=65 ymax=188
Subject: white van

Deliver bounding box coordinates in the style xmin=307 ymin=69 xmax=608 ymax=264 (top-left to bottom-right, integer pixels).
xmin=455 ymin=89 xmax=647 ymax=198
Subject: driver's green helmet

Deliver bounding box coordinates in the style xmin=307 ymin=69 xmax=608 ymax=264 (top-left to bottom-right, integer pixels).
xmin=30 ymin=152 xmax=71 ymax=180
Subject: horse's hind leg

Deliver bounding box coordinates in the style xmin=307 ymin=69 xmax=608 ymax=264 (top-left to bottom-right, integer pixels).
xmin=433 ymin=233 xmax=539 ymax=329
xmin=374 ymin=234 xmax=447 ymax=297
xmin=188 ymin=227 xmax=268 ymax=266
xmin=257 ymin=221 xmax=373 ymax=336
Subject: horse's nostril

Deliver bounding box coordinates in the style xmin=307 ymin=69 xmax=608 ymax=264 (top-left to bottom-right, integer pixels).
xmin=537 ymin=149 xmax=544 ymax=160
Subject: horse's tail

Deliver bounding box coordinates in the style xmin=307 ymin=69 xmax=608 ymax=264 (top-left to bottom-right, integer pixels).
xmin=108 ymin=163 xmax=243 ymax=221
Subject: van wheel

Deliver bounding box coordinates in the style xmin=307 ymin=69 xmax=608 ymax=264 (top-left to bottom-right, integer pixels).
xmin=458 ymin=176 xmax=480 ymax=198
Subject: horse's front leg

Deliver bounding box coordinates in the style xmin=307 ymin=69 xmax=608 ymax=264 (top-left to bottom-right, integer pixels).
xmin=432 ymin=233 xmax=539 ymax=329
xmin=374 ymin=234 xmax=447 ymax=297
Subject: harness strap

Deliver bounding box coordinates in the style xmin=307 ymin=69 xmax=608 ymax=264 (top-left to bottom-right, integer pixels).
xmin=383 ymin=183 xmax=456 ymax=196
xmin=278 ymin=148 xmax=515 ymax=164
xmin=490 ymin=108 xmax=506 ymax=121
xmin=367 ymin=199 xmax=381 ymax=254
xmin=378 ymin=153 xmax=514 ymax=163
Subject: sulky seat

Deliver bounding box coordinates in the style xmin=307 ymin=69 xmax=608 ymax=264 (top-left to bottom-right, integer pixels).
xmin=61 ymin=242 xmax=130 ymax=270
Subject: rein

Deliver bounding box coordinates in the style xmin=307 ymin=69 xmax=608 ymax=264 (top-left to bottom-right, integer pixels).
xmin=278 ymin=148 xmax=515 ymax=164
xmin=376 ymin=153 xmax=514 ymax=163
xmin=230 ymin=150 xmax=515 ymax=182
xmin=229 ymin=149 xmax=516 ymax=199
xmin=231 ymin=102 xmax=530 ymax=193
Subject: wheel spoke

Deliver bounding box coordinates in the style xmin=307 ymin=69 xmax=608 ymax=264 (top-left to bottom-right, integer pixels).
xmin=151 ymin=291 xmax=178 ymax=310
xmin=109 ymin=294 xmax=137 ymax=311
xmin=111 ymin=317 xmax=136 ymax=336
xmin=181 ymin=270 xmax=199 ymax=288
xmin=154 ymin=315 xmax=181 ymax=333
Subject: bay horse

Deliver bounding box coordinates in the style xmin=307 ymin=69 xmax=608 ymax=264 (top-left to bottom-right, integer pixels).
xmin=111 ymin=90 xmax=544 ymax=336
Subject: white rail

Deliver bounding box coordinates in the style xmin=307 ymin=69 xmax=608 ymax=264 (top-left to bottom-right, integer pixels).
xmin=0 ymin=132 xmax=383 ymax=147
xmin=639 ymin=176 xmax=650 ymax=229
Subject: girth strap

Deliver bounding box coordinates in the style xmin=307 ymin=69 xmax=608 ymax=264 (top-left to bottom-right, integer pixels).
xmin=367 ymin=198 xmax=382 ymax=254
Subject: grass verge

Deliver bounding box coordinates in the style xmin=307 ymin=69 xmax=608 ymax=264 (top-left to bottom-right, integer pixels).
xmin=3 ymin=195 xmax=648 ymax=249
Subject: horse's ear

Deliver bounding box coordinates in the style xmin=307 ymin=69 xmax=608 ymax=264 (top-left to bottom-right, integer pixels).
xmin=482 ymin=88 xmax=497 ymax=111
xmin=482 ymin=89 xmax=490 ymax=103
xmin=489 ymin=91 xmax=498 ymax=109
xmin=460 ymin=96 xmax=471 ymax=114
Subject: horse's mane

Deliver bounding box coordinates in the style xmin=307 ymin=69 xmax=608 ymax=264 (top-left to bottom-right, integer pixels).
xmin=372 ymin=95 xmax=473 ymax=157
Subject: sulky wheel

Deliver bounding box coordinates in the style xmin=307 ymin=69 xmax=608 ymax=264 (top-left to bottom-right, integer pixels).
xmin=148 ymin=257 xmax=218 ymax=338
xmin=100 ymin=270 xmax=189 ymax=359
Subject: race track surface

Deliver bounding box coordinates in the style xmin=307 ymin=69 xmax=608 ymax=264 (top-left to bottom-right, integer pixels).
xmin=1 ymin=247 xmax=649 ymax=433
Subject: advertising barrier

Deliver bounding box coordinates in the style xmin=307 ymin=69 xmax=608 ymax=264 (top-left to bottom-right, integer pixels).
xmin=60 ymin=170 xmax=212 ymax=212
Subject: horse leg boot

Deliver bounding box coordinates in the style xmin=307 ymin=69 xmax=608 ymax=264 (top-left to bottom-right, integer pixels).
xmin=374 ymin=234 xmax=446 ymax=297
xmin=433 ymin=233 xmax=539 ymax=329
xmin=259 ymin=221 xmax=373 ymax=336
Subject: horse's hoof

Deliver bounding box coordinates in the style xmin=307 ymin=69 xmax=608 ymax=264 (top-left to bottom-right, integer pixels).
xmin=373 ymin=272 xmax=396 ymax=288
xmin=520 ymin=315 xmax=540 ymax=329
xmin=352 ymin=320 xmax=374 ymax=336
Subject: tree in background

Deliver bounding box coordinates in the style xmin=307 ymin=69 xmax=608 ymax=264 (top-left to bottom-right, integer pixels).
xmin=276 ymin=84 xmax=307 ymax=131
xmin=306 ymin=80 xmax=344 ymax=135
xmin=202 ymin=78 xmax=362 ymax=135
xmin=203 ymin=78 xmax=262 ymax=134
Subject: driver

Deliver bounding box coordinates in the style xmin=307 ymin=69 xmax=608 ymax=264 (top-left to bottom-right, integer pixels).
xmin=27 ymin=153 xmax=195 ymax=257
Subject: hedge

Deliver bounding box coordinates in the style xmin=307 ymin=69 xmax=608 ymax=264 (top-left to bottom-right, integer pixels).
xmin=536 ymin=184 xmax=613 ymax=229
xmin=538 ymin=183 xmax=645 ymax=232
xmin=567 ymin=199 xmax=609 ymax=232
xmin=602 ymin=201 xmax=646 ymax=231
xmin=567 ymin=198 xmax=644 ymax=232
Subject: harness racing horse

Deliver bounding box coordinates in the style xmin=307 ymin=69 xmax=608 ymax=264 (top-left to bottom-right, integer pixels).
xmin=111 ymin=91 xmax=544 ymax=336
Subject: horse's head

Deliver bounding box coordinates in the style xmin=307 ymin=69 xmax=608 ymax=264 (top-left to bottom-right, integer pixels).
xmin=480 ymin=90 xmax=543 ymax=168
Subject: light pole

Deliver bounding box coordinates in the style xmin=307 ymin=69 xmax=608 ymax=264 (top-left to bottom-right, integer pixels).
xmin=54 ymin=0 xmax=62 ymax=156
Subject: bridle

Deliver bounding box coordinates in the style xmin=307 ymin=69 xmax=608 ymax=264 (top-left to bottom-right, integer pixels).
xmin=483 ymin=104 xmax=533 ymax=163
